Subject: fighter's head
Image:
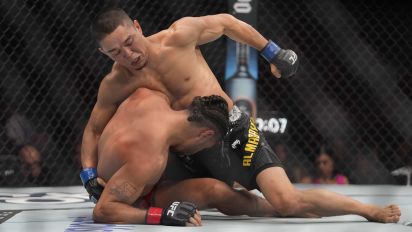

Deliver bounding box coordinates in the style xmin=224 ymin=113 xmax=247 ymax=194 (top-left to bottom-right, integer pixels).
xmin=91 ymin=8 xmax=148 ymax=70
xmin=173 ymin=95 xmax=229 ymax=155
xmin=188 ymin=95 xmax=230 ymax=140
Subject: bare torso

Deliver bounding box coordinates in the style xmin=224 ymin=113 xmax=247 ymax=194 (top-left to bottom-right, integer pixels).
xmin=107 ymin=30 xmax=233 ymax=110
xmin=97 ymin=89 xmax=172 ymax=195
xmin=93 ymin=21 xmax=234 ymax=197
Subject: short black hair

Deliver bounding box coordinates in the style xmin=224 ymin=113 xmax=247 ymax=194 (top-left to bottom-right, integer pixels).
xmin=91 ymin=7 xmax=133 ymax=42
xmin=188 ymin=95 xmax=229 ymax=140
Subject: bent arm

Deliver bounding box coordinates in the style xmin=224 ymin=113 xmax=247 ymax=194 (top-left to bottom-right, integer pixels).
xmin=80 ymin=107 xmax=116 ymax=168
xmin=93 ymin=148 xmax=167 ymax=224
xmin=80 ymin=86 xmax=118 ymax=169
xmin=170 ymin=14 xmax=268 ymax=50
xmin=93 ymin=162 xmax=148 ymax=224
xmin=81 ymin=68 xmax=133 ymax=169
xmin=170 ymin=14 xmax=298 ymax=78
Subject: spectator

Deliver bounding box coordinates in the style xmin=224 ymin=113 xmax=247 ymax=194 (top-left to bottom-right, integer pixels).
xmin=329 ymin=137 xmax=352 ymax=173
xmin=5 ymin=112 xmax=52 ymax=185
xmin=397 ymin=139 xmax=412 ymax=167
xmin=5 ymin=113 xmax=34 ymax=146
xmin=272 ymin=143 xmax=312 ymax=183
xmin=18 ymin=145 xmax=50 ymax=185
xmin=312 ymin=144 xmax=349 ymax=185
xmin=0 ymin=154 xmax=20 ymax=186
xmin=391 ymin=140 xmax=412 ymax=185
xmin=350 ymin=146 xmax=396 ymax=184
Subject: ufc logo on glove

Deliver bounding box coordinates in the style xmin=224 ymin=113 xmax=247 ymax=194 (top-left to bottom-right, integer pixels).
xmin=167 ymin=201 xmax=180 ymax=216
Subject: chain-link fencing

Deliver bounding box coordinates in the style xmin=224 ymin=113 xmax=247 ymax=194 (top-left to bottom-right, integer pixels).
xmin=0 ymin=0 xmax=410 ymax=186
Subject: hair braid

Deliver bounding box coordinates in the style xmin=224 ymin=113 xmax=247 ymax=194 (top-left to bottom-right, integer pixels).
xmin=188 ymin=95 xmax=229 ymax=139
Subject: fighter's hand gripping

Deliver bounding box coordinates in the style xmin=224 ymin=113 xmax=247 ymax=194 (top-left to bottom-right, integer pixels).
xmin=80 ymin=168 xmax=104 ymax=203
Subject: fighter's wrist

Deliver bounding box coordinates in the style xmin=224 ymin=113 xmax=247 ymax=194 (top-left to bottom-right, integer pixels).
xmin=79 ymin=168 xmax=98 ymax=186
xmin=260 ymin=40 xmax=281 ymax=62
xmin=145 ymin=207 xmax=163 ymax=225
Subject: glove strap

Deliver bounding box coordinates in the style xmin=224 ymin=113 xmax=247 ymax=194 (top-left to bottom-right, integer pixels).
xmin=146 ymin=207 xmax=163 ymax=225
xmin=79 ymin=168 xmax=97 ymax=186
xmin=260 ymin=40 xmax=281 ymax=62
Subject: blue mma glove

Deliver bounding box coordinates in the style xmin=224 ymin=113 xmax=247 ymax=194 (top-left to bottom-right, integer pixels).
xmin=80 ymin=168 xmax=104 ymax=203
xmin=260 ymin=40 xmax=299 ymax=78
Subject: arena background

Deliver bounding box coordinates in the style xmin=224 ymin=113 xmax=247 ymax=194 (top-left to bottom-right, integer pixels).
xmin=0 ymin=0 xmax=411 ymax=187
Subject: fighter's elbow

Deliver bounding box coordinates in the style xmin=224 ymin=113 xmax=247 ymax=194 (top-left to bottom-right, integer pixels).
xmin=217 ymin=13 xmax=235 ymax=21
xmin=83 ymin=120 xmax=99 ymax=137
xmin=218 ymin=13 xmax=247 ymax=34
xmin=93 ymin=203 xmax=112 ymax=223
xmin=92 ymin=204 xmax=105 ymax=223
xmin=218 ymin=13 xmax=237 ymax=27
xmin=90 ymin=122 xmax=104 ymax=136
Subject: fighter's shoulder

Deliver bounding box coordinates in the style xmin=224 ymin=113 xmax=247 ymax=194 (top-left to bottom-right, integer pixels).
xmin=160 ymin=17 xmax=202 ymax=46
xmin=97 ymin=64 xmax=133 ymax=104
xmin=99 ymin=64 xmax=132 ymax=92
xmin=102 ymin=63 xmax=131 ymax=83
xmin=127 ymin=88 xmax=155 ymax=101
xmin=170 ymin=16 xmax=198 ymax=28
xmin=130 ymin=88 xmax=171 ymax=107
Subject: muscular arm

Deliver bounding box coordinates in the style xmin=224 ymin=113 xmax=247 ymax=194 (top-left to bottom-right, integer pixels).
xmin=93 ymin=133 xmax=168 ymax=225
xmin=169 ymin=14 xmax=268 ymax=51
xmin=81 ymin=68 xmax=133 ymax=169
xmin=93 ymin=160 xmax=155 ymax=224
xmin=81 ymin=95 xmax=116 ymax=168
xmin=169 ymin=14 xmax=299 ymax=78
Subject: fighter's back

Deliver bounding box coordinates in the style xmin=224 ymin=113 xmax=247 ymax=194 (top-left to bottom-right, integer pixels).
xmin=97 ymin=88 xmax=172 ymax=181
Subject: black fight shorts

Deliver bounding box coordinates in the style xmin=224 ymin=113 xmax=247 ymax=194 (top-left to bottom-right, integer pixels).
xmin=163 ymin=106 xmax=283 ymax=190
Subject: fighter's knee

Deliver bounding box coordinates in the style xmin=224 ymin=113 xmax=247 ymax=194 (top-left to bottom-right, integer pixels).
xmin=198 ymin=178 xmax=232 ymax=205
xmin=274 ymin=191 xmax=302 ymax=216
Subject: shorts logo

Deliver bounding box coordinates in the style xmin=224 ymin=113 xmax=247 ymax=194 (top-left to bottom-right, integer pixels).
xmin=243 ymin=119 xmax=259 ymax=166
xmin=232 ymin=139 xmax=241 ymax=149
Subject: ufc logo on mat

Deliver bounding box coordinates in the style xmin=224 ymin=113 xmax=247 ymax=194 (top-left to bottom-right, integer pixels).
xmin=167 ymin=202 xmax=180 ymax=216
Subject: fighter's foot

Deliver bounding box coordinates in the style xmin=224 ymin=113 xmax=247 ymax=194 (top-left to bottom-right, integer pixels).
xmin=365 ymin=204 xmax=401 ymax=223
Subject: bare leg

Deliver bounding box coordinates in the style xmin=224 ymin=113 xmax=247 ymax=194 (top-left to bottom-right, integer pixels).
xmin=256 ymin=167 xmax=401 ymax=223
xmin=154 ymin=178 xmax=277 ymax=217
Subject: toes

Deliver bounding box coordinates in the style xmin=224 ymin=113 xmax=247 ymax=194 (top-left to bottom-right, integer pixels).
xmin=387 ymin=204 xmax=397 ymax=209
xmin=393 ymin=215 xmax=400 ymax=223
xmin=394 ymin=209 xmax=401 ymax=216
xmin=387 ymin=215 xmax=400 ymax=223
xmin=389 ymin=205 xmax=401 ymax=216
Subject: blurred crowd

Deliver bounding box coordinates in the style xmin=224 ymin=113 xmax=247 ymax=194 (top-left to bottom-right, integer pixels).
xmin=0 ymin=104 xmax=80 ymax=186
xmin=269 ymin=137 xmax=412 ymax=185
xmin=1 ymin=109 xmax=411 ymax=187
xmin=0 ymin=111 xmax=53 ymax=186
